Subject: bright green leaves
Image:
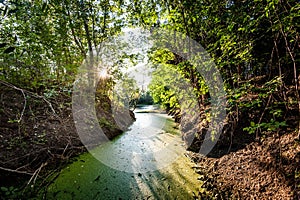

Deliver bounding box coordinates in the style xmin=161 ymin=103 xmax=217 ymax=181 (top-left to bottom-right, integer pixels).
xmin=243 ymin=119 xmax=287 ymax=135
xmin=125 ymin=0 xmax=160 ymax=27
xmin=150 ymin=49 xmax=175 ymax=65
xmin=264 ymin=0 xmax=279 ymax=18
xmin=237 ymin=76 xmax=288 ymax=135
xmin=149 ymin=64 xmax=180 ymax=110
xmin=0 ymin=0 xmax=126 ymax=92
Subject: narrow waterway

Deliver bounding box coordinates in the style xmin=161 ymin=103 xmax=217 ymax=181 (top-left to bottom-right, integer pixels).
xmin=45 ymin=106 xmax=201 ymax=199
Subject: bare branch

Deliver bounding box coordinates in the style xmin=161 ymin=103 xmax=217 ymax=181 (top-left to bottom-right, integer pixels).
xmin=0 ymin=80 xmax=58 ymax=117
xmin=0 ymin=166 xmax=33 ymax=176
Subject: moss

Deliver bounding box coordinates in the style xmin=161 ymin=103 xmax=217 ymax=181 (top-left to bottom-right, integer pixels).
xmin=162 ymin=117 xmax=180 ymax=135
xmin=98 ymin=117 xmax=113 ymax=128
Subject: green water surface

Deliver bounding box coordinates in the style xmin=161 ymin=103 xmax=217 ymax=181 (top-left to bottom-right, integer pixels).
xmin=44 ymin=106 xmax=201 ymax=199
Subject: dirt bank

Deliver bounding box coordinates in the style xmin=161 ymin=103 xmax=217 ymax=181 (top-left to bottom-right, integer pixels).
xmin=187 ymin=130 xmax=300 ymax=199
xmin=0 ymin=82 xmax=135 ymax=198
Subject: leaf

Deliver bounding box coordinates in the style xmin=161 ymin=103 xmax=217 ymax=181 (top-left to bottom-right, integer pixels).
xmin=265 ymin=10 xmax=269 ymax=18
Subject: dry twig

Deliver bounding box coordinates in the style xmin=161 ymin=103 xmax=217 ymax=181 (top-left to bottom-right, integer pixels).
xmin=0 ymin=80 xmax=57 ymax=117
xmin=0 ymin=166 xmax=33 ymax=176
xmin=25 ymin=162 xmax=48 ymax=190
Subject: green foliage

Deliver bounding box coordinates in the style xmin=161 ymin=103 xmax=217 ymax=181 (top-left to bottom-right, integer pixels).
xmin=0 ymin=0 xmax=298 ymax=199
xmin=137 ymin=91 xmax=154 ymax=105
xmin=98 ymin=117 xmax=113 ymax=128
xmin=0 ymin=0 xmax=298 ymax=156
xmin=227 ymin=76 xmax=289 ymax=135
xmin=1 ymin=0 xmax=298 ymax=118
xmin=7 ymin=118 xmax=20 ymax=123
xmin=0 ymin=186 xmax=20 ymax=199
xmin=112 ymin=74 xmax=140 ymax=109
xmin=149 ymin=64 xmax=180 ymax=110
xmin=34 ymin=130 xmax=47 ymax=145
xmin=0 ymin=0 xmax=124 ymax=91
xmin=243 ymin=120 xmax=287 ymax=134
xmin=6 ymin=136 xmax=27 ymax=150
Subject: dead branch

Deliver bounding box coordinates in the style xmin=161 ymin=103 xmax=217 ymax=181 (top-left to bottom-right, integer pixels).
xmin=0 ymin=166 xmax=33 ymax=176
xmin=256 ymin=94 xmax=272 ymax=138
xmin=19 ymin=88 xmax=27 ymax=122
xmin=0 ymin=80 xmax=27 ymax=123
xmin=0 ymin=80 xmax=58 ymax=117
xmin=62 ymin=143 xmax=69 ymax=157
xmin=25 ymin=162 xmax=48 ymax=189
xmin=0 ymin=147 xmax=49 ymax=165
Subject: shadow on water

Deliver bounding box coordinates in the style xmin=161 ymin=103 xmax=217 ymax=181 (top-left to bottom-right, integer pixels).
xmin=44 ymin=105 xmax=200 ymax=199
xmin=45 ymin=153 xmax=198 ymax=199
xmin=135 ymin=155 xmax=200 ymax=199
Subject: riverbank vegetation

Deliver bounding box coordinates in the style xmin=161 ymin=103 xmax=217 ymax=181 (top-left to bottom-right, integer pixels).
xmin=0 ymin=0 xmax=299 ymax=199
xmin=145 ymin=0 xmax=300 ymax=198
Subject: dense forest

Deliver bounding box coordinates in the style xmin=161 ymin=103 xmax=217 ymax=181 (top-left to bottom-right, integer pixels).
xmin=0 ymin=0 xmax=299 ymax=199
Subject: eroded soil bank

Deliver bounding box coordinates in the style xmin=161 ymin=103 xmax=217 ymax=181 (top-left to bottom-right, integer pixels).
xmin=188 ymin=130 xmax=300 ymax=199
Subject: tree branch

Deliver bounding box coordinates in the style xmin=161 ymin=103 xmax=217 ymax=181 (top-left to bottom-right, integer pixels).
xmin=0 ymin=166 xmax=33 ymax=176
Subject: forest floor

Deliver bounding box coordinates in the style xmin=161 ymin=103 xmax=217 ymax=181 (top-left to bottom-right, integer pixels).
xmin=188 ymin=130 xmax=300 ymax=199
xmin=0 ymin=82 xmax=299 ymax=199
xmin=185 ymin=76 xmax=300 ymax=199
xmin=0 ymin=83 xmax=86 ymax=198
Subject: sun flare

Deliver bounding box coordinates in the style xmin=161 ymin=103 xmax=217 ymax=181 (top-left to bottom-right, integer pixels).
xmin=98 ymin=68 xmax=108 ymax=79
